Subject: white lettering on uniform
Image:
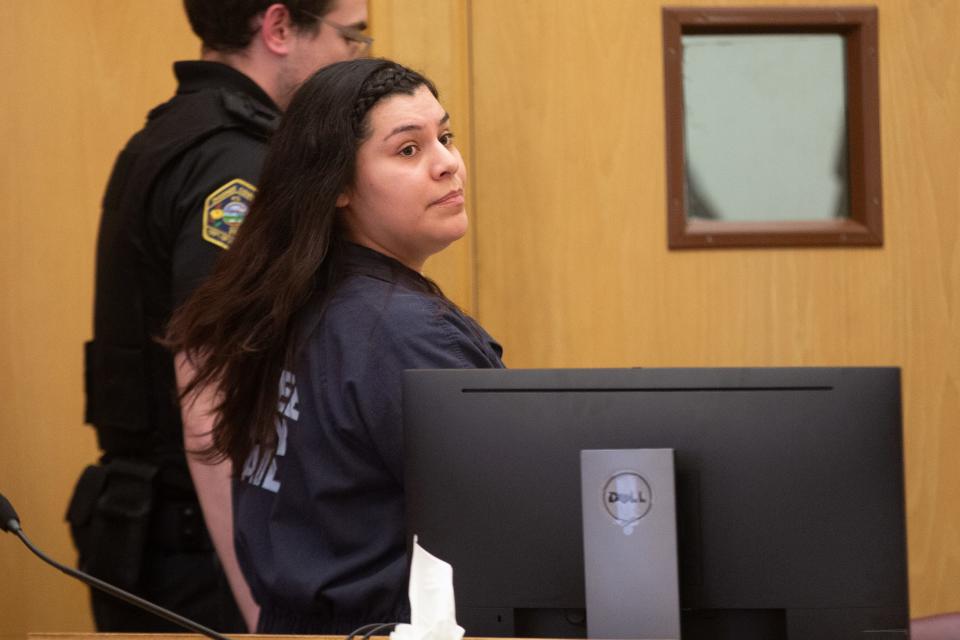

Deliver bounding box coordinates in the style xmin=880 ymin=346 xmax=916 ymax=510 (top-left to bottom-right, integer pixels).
xmin=278 ymin=370 xmax=300 ymax=420
xmin=275 ymin=416 xmax=288 ymax=456
xmin=260 ymin=416 xmax=288 ymax=493
xmin=261 ymin=458 xmax=281 ymax=493
xmin=241 ymin=445 xmax=261 ymax=483
xmin=241 ymin=369 xmax=299 ymax=493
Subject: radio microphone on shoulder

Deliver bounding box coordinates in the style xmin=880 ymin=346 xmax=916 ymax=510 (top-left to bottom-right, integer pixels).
xmin=0 ymin=490 xmax=232 ymax=640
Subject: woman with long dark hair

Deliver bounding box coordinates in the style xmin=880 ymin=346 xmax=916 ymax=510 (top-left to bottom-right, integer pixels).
xmin=166 ymin=58 xmax=504 ymax=633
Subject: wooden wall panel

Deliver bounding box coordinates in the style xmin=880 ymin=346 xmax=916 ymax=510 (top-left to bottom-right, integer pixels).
xmin=470 ymin=0 xmax=960 ymax=618
xmin=882 ymin=0 xmax=960 ymax=616
xmin=0 ymin=1 xmax=198 ymax=637
xmin=370 ymin=0 xmax=474 ymax=312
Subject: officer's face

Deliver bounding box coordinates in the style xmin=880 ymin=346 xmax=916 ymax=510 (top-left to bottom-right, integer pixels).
xmin=282 ymin=0 xmax=369 ymax=107
xmin=338 ymin=85 xmax=468 ymax=272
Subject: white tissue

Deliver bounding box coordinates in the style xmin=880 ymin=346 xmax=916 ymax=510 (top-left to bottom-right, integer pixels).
xmin=390 ymin=536 xmax=465 ymax=640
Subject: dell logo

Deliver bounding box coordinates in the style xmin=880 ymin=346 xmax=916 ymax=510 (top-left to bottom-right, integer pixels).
xmin=608 ymin=490 xmax=646 ymax=504
xmin=603 ymin=472 xmax=653 ymax=535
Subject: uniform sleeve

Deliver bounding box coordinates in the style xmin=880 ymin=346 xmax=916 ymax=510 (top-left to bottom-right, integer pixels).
xmin=148 ymin=128 xmax=266 ymax=307
xmin=339 ymin=293 xmax=504 ymax=484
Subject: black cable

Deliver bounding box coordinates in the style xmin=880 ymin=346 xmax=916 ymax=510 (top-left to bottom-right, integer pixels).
xmin=11 ymin=527 xmax=232 ymax=640
xmin=346 ymin=622 xmax=387 ymax=640
xmin=362 ymin=621 xmax=400 ymax=639
xmin=345 ymin=621 xmax=401 ymax=640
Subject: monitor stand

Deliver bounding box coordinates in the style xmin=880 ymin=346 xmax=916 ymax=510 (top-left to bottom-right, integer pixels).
xmin=580 ymin=449 xmax=681 ymax=640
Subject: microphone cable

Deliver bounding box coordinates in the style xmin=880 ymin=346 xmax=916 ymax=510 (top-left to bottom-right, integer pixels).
xmin=0 ymin=491 xmax=232 ymax=640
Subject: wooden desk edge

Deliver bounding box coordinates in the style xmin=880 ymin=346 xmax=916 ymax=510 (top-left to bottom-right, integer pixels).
xmin=28 ymin=635 xmax=555 ymax=640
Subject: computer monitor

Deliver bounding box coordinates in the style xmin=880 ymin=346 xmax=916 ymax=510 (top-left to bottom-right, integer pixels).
xmin=402 ymin=368 xmax=908 ymax=640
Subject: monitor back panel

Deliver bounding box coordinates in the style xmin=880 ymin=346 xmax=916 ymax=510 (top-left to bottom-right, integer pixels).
xmin=402 ymin=368 xmax=908 ymax=637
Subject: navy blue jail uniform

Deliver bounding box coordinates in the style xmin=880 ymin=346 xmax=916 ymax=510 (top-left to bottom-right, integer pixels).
xmin=235 ymin=243 xmax=505 ymax=634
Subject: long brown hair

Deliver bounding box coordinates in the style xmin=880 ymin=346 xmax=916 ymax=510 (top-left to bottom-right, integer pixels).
xmin=165 ymin=59 xmax=438 ymax=468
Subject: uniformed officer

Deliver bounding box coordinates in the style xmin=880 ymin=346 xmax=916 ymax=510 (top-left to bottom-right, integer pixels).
xmin=69 ymin=0 xmax=369 ymax=632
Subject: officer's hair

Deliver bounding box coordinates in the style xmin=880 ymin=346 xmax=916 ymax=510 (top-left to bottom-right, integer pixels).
xmin=167 ymin=59 xmax=447 ymax=468
xmin=183 ymin=0 xmax=334 ymax=52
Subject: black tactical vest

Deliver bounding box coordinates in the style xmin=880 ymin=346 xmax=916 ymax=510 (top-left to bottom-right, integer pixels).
xmin=85 ymin=85 xmax=277 ymax=463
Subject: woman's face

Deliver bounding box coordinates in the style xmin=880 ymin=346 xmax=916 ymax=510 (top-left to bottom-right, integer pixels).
xmin=338 ymin=84 xmax=467 ymax=271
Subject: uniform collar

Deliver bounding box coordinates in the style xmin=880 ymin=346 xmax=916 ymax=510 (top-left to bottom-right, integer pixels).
xmin=342 ymin=242 xmax=431 ymax=291
xmin=173 ymin=60 xmax=279 ymax=115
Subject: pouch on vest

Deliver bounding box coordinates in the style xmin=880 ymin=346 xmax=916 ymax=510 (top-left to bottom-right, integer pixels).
xmin=65 ymin=463 xmax=108 ymax=561
xmin=82 ymin=459 xmax=158 ymax=589
xmin=84 ymin=341 xmax=151 ymax=433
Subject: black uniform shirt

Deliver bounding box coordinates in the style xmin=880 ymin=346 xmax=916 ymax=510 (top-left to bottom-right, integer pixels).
xmin=234 ymin=244 xmax=505 ymax=634
xmin=145 ymin=60 xmax=280 ymax=312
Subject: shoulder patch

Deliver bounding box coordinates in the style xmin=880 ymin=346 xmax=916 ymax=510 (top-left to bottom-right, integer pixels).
xmin=202 ymin=178 xmax=257 ymax=249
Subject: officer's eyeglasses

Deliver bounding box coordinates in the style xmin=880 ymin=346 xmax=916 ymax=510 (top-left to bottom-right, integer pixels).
xmin=302 ymin=11 xmax=374 ymax=55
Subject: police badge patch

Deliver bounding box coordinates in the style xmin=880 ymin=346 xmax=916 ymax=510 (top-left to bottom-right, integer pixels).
xmin=202 ymin=178 xmax=256 ymax=249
